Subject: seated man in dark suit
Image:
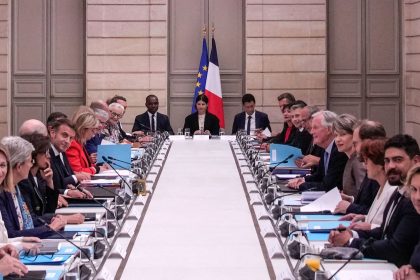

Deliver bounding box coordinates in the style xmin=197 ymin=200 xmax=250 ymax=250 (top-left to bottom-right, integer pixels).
xmin=49 ymin=118 xmax=91 ymax=201
xmin=288 ymin=110 xmax=348 ymax=192
xmin=231 ymin=93 xmax=271 ymax=135
xmin=132 ymin=94 xmax=174 ymax=134
xmin=289 ymin=102 xmax=312 ymax=154
xmin=107 ymin=95 xmax=136 ymax=141
xmin=329 ymin=134 xmax=420 ymax=267
xmin=334 ymin=120 xmax=386 ymax=214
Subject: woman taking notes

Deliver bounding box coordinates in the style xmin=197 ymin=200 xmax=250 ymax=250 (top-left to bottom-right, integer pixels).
xmin=183 ymin=94 xmax=220 ymax=136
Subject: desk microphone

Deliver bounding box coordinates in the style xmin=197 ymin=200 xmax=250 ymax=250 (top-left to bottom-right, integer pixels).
xmin=94 ymin=184 xmax=129 ymax=209
xmin=259 ymin=154 xmax=294 ymax=182
xmin=327 ymin=237 xmax=375 ymax=280
xmin=107 ymin=156 xmax=131 ymax=165
xmin=102 ymin=156 xmax=137 ymax=194
xmin=75 ymin=186 xmax=123 ymax=225
xmin=36 ymin=217 xmax=98 ymax=275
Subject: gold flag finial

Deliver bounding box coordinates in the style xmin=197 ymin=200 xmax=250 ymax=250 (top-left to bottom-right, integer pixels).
xmin=202 ymin=25 xmax=207 ymax=37
xmin=211 ymin=23 xmax=215 ymax=35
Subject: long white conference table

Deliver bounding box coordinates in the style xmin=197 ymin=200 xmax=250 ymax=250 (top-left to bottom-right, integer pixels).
xmin=120 ymin=140 xmax=273 ymax=279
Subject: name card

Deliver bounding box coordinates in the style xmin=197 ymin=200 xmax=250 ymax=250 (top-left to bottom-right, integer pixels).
xmin=259 ymin=220 xmax=276 ymax=238
xmin=110 ymin=240 xmax=126 ymax=259
xmin=267 ymin=241 xmax=284 ymax=259
xmin=220 ymin=135 xmax=236 ymax=141
xmin=98 ymin=267 xmax=114 ymax=280
xmin=193 ymin=135 xmax=210 ymax=140
xmin=169 ymin=135 xmax=185 ymax=141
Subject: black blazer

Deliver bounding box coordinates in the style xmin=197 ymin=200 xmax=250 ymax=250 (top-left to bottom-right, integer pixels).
xmin=270 ymin=123 xmax=298 ymax=145
xmin=299 ymin=141 xmax=348 ymax=192
xmin=19 ymin=172 xmax=58 ymax=216
xmin=350 ymin=191 xmax=420 ymax=267
xmin=410 ymin=240 xmax=420 ymax=272
xmin=183 ymin=112 xmax=220 ymax=135
xmin=50 ymin=147 xmax=77 ymax=194
xmin=231 ymin=111 xmax=271 ymax=134
xmin=346 ymin=175 xmax=380 ymax=215
xmin=290 ymin=129 xmax=313 ymax=155
xmin=132 ymin=112 xmax=174 ymax=135
xmin=0 ymin=190 xmax=52 ymax=238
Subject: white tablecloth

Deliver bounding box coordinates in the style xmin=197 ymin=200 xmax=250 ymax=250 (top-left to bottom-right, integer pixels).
xmin=121 ymin=140 xmax=270 ymax=280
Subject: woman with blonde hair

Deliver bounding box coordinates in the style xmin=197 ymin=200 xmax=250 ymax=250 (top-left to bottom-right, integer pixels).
xmin=66 ymin=108 xmax=108 ymax=175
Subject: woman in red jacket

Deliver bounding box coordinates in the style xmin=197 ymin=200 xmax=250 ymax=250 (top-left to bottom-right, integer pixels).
xmin=66 ymin=109 xmax=107 ymax=175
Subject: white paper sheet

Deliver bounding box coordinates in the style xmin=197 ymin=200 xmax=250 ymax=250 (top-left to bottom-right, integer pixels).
xmin=301 ymin=187 xmax=341 ymax=212
xmin=334 ymin=269 xmax=393 ymax=280
xmin=262 ymin=127 xmax=272 ymax=137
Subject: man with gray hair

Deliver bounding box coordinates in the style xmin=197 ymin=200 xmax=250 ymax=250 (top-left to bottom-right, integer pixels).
xmin=19 ymin=119 xmax=48 ymax=137
xmin=288 ymin=110 xmax=348 ymax=191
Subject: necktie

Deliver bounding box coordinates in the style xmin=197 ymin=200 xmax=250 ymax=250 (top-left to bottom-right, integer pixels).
xmin=246 ymin=115 xmax=252 ymax=135
xmin=323 ymin=151 xmax=329 ymax=175
xmin=382 ymin=190 xmax=402 ymax=238
xmin=151 ymin=114 xmax=155 ymax=132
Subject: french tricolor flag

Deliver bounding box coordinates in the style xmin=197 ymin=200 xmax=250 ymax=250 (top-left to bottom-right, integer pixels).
xmin=205 ymin=37 xmax=225 ymax=128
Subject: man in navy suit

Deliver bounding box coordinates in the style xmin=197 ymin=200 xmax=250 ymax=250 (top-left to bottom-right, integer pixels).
xmin=231 ymin=93 xmax=271 ymax=135
xmin=132 ymin=95 xmax=174 ymax=135
xmin=287 ymin=110 xmax=348 ymax=192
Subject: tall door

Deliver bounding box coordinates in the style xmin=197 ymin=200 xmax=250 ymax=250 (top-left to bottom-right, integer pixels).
xmin=169 ymin=0 xmax=244 ymax=134
xmin=328 ymin=0 xmax=401 ymax=136
xmin=12 ymin=0 xmax=85 ymax=133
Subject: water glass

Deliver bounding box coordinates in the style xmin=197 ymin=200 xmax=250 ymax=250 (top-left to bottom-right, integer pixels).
xmin=177 ymin=128 xmax=183 ymax=135
xmin=314 ymin=271 xmax=329 ymax=280
xmin=64 ymin=272 xmax=80 ymax=280
xmin=184 ymin=128 xmax=190 ymax=137
xmin=219 ymin=128 xmax=225 ymax=136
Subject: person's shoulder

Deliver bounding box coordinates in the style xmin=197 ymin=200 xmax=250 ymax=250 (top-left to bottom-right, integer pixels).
xmin=234 ymin=111 xmax=244 ymax=118
xmin=255 ymin=110 xmax=268 ymax=118
xmin=135 ymin=111 xmax=148 ymax=119
xmin=157 ymin=112 xmax=169 ymax=119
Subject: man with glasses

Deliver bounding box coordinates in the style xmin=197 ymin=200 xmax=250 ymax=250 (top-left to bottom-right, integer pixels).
xmin=132 ymin=95 xmax=174 ymax=135
xmin=107 ymin=95 xmax=135 ymax=141
xmin=106 ymin=103 xmax=126 ymax=143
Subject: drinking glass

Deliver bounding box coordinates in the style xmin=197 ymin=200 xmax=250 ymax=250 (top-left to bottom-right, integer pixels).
xmin=219 ymin=128 xmax=225 ymax=136
xmin=184 ymin=128 xmax=190 ymax=137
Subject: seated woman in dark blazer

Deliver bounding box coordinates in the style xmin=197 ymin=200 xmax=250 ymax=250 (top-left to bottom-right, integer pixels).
xmin=0 ymin=137 xmax=66 ymax=238
xmin=183 ymin=94 xmax=220 ymax=136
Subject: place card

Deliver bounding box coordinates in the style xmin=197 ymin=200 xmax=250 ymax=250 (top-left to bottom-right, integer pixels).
xmin=193 ymin=135 xmax=210 ymax=140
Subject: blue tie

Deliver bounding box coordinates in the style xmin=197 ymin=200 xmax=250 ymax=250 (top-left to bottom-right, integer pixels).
xmin=324 ymin=151 xmax=329 ymax=175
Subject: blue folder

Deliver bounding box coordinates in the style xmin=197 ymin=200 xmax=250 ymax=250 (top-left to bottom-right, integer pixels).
xmin=295 ymin=214 xmax=343 ymax=222
xmin=305 ymin=232 xmax=329 ymax=241
xmin=20 ymin=253 xmax=73 ymax=265
xmin=97 ymin=144 xmax=131 ymax=170
xmin=307 ymin=221 xmax=351 ymax=231
xmin=269 ymin=144 xmax=302 ymax=168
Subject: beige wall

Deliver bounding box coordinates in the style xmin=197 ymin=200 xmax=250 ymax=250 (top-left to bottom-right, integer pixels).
xmin=245 ymin=0 xmax=327 ymax=133
xmin=405 ymin=0 xmax=420 ymax=142
xmin=0 ymin=0 xmax=8 ymax=137
xmin=86 ymin=0 xmax=167 ymax=132
xmin=0 ymin=1 xmax=419 ymax=139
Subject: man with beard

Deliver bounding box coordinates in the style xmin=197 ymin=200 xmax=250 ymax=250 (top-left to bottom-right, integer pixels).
xmin=329 ymin=134 xmax=420 ymax=266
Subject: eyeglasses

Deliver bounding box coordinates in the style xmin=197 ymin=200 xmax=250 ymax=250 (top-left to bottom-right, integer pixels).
xmin=110 ymin=111 xmax=123 ymax=119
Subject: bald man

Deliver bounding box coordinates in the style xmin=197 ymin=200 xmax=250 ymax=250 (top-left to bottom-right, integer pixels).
xmin=19 ymin=119 xmax=48 ymax=137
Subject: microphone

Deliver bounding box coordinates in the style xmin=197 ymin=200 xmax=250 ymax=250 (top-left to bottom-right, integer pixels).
xmin=36 ymin=217 xmax=98 ymax=275
xmin=94 ymin=184 xmax=129 ymax=209
xmin=75 ymin=186 xmax=123 ymax=225
xmin=138 ymin=122 xmax=151 ymax=131
xmin=102 ymin=156 xmax=137 ymax=194
xmin=258 ymin=154 xmax=294 ymax=183
xmin=327 ymin=237 xmax=375 ymax=280
xmin=107 ymin=156 xmax=131 ymax=165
